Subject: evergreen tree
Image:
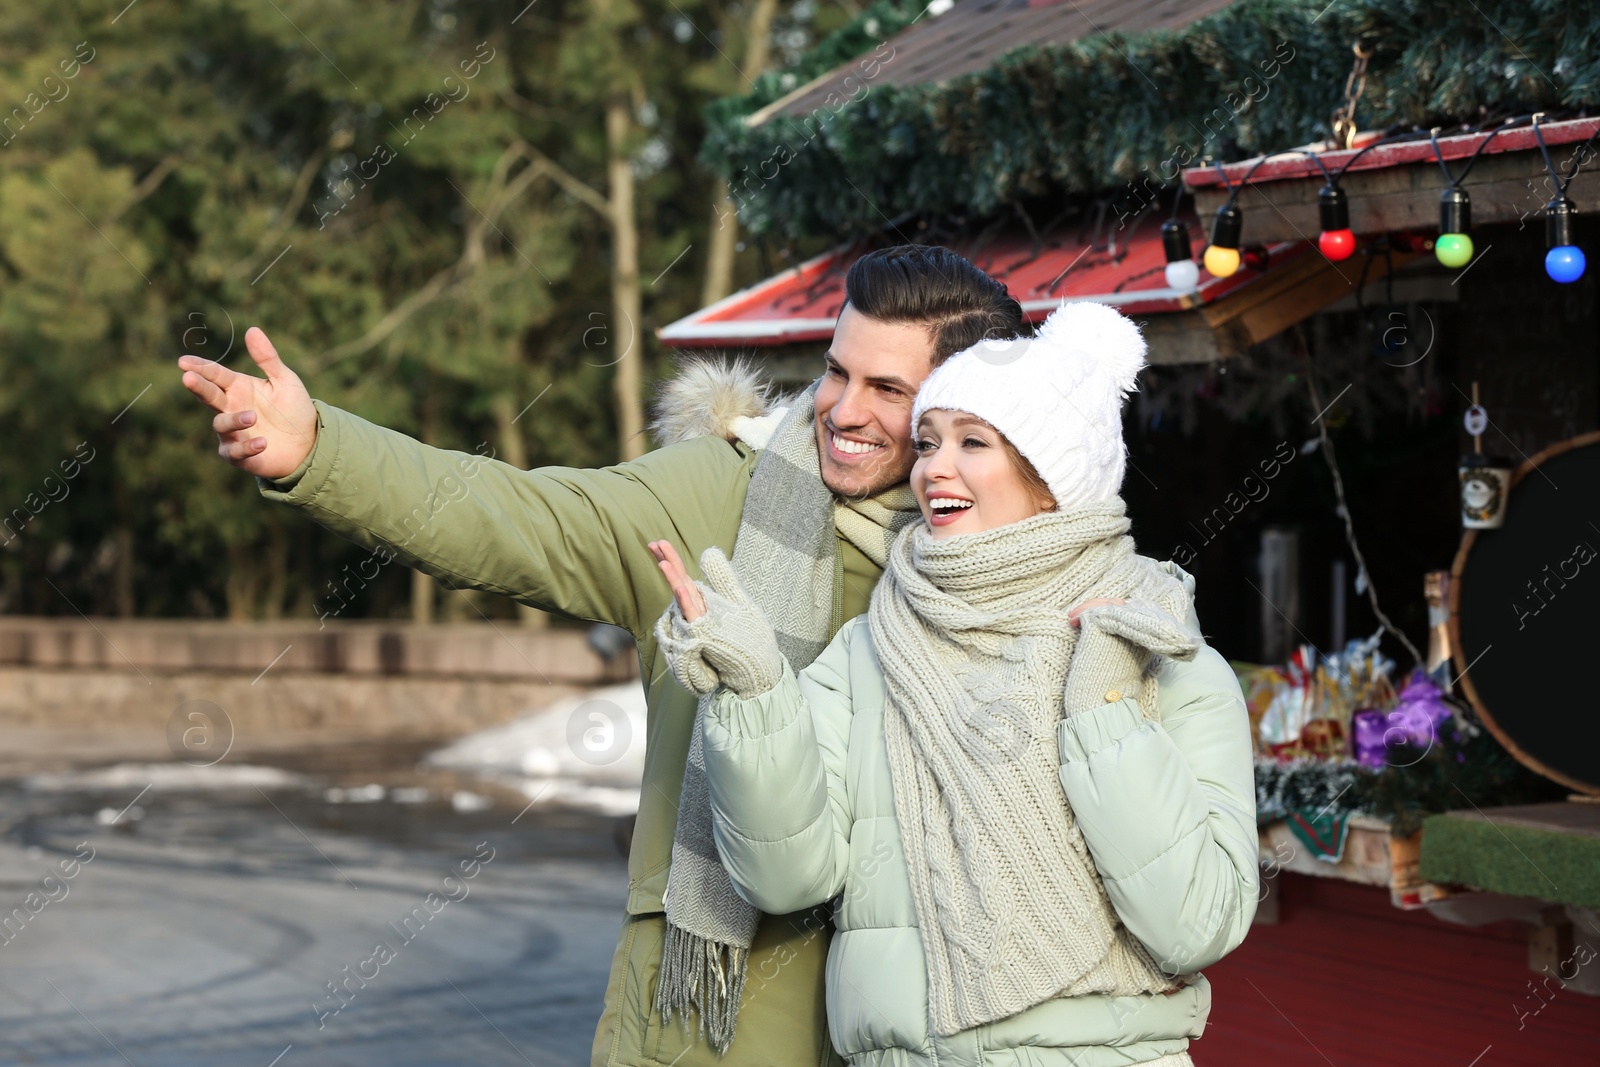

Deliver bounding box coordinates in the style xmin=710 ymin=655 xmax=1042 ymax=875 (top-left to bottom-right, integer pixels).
xmin=0 ymin=0 xmax=787 ymax=619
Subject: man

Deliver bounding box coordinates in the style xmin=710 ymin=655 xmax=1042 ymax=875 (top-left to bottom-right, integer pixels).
xmin=178 ymin=245 xmax=1027 ymax=1067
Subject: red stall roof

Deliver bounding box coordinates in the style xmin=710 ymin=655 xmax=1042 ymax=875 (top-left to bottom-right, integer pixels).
xmin=659 ymin=222 xmax=1306 ymax=348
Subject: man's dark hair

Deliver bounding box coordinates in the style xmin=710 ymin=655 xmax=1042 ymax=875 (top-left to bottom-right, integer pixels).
xmin=842 ymin=244 xmax=1027 ymax=366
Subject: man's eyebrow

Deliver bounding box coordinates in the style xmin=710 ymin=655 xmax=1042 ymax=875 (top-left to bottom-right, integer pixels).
xmin=823 ymin=352 xmax=916 ymax=394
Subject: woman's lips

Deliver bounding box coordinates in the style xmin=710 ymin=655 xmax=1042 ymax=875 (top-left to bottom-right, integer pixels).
xmin=926 ymin=499 xmax=973 ymax=526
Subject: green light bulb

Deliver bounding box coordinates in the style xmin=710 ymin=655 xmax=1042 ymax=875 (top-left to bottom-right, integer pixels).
xmin=1436 ymin=233 xmax=1474 ymax=269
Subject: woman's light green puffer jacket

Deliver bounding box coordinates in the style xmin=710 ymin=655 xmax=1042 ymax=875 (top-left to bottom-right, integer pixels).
xmin=700 ymin=581 xmax=1259 ymax=1067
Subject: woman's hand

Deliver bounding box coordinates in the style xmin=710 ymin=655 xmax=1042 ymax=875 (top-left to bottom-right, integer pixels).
xmin=1068 ymin=597 xmax=1126 ymax=627
xmin=648 ymin=539 xmax=706 ymax=622
xmin=649 ymin=544 xmax=784 ymax=699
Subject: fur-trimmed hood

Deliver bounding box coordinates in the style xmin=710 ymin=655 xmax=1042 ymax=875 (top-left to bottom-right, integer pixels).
xmin=649 ymin=356 xmax=793 ymax=450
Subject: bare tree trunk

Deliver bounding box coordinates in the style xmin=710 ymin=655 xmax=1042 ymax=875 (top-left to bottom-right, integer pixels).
xmin=490 ymin=393 xmax=529 ymax=470
xmin=262 ymin=514 xmax=288 ymax=620
xmin=114 ymin=524 xmax=136 ymax=617
xmin=442 ymin=585 xmax=482 ymax=622
xmin=225 ymin=541 xmax=257 ymax=621
xmin=607 ymin=94 xmax=645 ymax=461
xmin=411 ymin=569 xmax=436 ymax=624
xmin=109 ymin=464 xmax=137 ymax=617
xmin=702 ymin=192 xmax=738 ymax=307
xmin=288 ymin=522 xmax=317 ymax=619
xmin=701 ymin=0 xmax=779 ymax=306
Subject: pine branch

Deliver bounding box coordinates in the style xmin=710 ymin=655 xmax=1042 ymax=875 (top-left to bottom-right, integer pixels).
xmin=512 ymin=137 xmax=612 ymax=221
xmin=107 ymin=153 xmax=183 ymax=222
xmin=225 ymin=149 xmax=326 ymax=280
xmin=312 ymin=144 xmax=545 ymax=368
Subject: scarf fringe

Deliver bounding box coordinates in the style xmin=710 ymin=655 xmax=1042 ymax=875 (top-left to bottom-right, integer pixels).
xmin=656 ymin=923 xmax=748 ymax=1055
xmin=657 ymin=381 xmax=919 ymax=1054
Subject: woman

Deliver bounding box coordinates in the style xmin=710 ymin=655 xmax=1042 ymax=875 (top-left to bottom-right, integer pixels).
xmin=647 ymin=301 xmax=1257 ymax=1067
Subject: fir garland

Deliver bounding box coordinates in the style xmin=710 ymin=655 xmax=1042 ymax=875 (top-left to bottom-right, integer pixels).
xmin=703 ymin=0 xmax=1600 ymax=239
xmin=1255 ymin=757 xmax=1373 ymax=826
xmin=1252 ymin=729 xmax=1570 ymax=838
xmin=1352 ymin=726 xmax=1569 ymax=838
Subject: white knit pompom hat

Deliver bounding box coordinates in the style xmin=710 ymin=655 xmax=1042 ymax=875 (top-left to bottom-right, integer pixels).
xmin=910 ymin=300 xmax=1147 ymax=512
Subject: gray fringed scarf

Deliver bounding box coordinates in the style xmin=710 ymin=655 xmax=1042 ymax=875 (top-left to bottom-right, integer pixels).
xmin=657 ymin=380 xmax=920 ymax=1053
xmin=868 ymin=501 xmax=1200 ymax=1036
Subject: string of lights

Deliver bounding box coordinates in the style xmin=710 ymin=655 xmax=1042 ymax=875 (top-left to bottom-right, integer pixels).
xmin=1177 ymin=118 xmax=1600 ymax=286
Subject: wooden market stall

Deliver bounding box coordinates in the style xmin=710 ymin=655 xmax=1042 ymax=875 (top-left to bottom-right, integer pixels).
xmin=675 ymin=0 xmax=1600 ymax=1060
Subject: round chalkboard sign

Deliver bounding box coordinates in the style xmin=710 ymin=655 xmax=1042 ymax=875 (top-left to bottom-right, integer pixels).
xmin=1450 ymin=430 xmax=1600 ymax=795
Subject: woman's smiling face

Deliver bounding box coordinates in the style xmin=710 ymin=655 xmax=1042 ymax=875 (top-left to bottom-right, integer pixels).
xmin=911 ymin=409 xmax=1055 ymax=538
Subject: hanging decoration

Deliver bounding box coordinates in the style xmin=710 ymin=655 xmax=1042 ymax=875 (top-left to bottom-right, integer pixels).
xmin=1161 ymin=210 xmax=1200 ymax=294
xmin=1311 ymin=43 xmax=1367 ymax=260
xmin=1192 ymin=116 xmax=1600 ymax=291
xmin=1204 ymin=154 xmax=1288 ymax=279
xmin=1206 ymin=130 xmax=1421 ymax=278
xmin=1317 ymin=183 xmax=1355 ymax=260
xmin=1204 ymin=199 xmax=1244 ymax=279
xmin=1425 ymin=117 xmax=1520 ymax=270
xmin=1529 ymin=113 xmax=1595 ymax=283
xmin=1435 ymin=188 xmax=1473 ymax=268
xmin=1459 ymin=381 xmax=1510 ymax=529
xmin=1544 ymin=195 xmax=1586 ymax=283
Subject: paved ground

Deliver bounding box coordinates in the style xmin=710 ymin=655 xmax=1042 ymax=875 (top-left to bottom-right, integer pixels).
xmin=0 ymin=767 xmax=630 ymax=1066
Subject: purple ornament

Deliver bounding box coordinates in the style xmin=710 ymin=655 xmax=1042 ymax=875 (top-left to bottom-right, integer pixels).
xmin=1352 ymin=674 xmax=1456 ymax=769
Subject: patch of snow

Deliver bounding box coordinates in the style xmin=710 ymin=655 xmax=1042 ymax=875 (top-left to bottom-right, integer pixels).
xmin=450 ymin=790 xmax=493 ymax=813
xmin=426 ymin=683 xmax=646 ymax=815
xmin=324 ymin=783 xmax=385 ymax=804
xmin=26 ymin=763 xmax=309 ymax=793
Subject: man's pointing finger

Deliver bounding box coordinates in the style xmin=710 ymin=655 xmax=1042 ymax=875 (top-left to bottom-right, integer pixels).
xmin=179 ymin=366 xmax=227 ymax=410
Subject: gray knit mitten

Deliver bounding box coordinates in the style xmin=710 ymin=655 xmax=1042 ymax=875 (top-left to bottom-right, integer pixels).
xmin=1063 ymin=600 xmax=1201 ymax=716
xmin=653 ymin=547 xmax=784 ymax=699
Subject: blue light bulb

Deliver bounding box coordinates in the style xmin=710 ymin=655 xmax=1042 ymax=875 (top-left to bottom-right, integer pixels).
xmin=1546 ymin=245 xmax=1587 ymax=284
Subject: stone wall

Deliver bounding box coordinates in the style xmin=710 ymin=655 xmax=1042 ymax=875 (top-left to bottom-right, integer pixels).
xmin=0 ymin=617 xmax=636 ymax=744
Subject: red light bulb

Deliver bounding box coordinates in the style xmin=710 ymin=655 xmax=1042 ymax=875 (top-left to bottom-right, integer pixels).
xmin=1317 ymin=183 xmax=1355 ymax=261
xmin=1319 ymin=228 xmax=1356 ymax=260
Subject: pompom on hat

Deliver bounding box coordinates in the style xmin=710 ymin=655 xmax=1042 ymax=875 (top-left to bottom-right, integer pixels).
xmin=910 ymin=300 xmax=1147 ymax=512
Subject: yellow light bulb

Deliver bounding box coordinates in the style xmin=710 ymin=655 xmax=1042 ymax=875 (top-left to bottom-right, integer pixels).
xmin=1203 ymin=245 xmax=1242 ymax=278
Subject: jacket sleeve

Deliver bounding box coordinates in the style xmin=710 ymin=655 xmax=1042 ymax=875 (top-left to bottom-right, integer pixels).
xmin=700 ymin=621 xmax=859 ymax=915
xmin=1056 ymin=642 xmax=1258 ymax=976
xmin=255 ymin=400 xmax=749 ymax=636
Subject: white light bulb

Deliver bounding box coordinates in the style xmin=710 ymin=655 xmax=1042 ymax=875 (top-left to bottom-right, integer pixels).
xmin=1165 ymin=258 xmax=1200 ymax=293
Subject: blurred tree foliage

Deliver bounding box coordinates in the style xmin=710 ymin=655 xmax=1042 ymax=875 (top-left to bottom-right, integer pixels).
xmin=0 ymin=0 xmax=835 ymax=620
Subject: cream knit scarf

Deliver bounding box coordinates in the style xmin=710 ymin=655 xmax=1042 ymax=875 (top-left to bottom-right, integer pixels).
xmin=868 ymin=500 xmax=1195 ymax=1036
xmin=658 ymin=379 xmax=920 ymax=1053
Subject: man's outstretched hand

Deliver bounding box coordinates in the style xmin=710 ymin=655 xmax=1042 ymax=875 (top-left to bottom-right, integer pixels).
xmin=178 ymin=327 xmax=317 ymax=481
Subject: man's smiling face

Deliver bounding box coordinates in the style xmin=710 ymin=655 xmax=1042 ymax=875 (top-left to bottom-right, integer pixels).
xmin=813 ymin=304 xmax=936 ymax=499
